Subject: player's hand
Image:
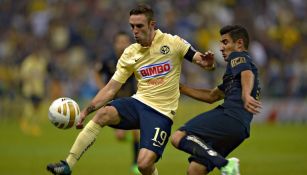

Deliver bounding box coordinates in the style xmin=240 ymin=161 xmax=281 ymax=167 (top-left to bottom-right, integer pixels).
xmin=243 ymin=95 xmax=262 ymax=114
xmin=199 ymin=51 xmax=215 ymax=70
xmin=76 ymin=110 xmax=87 ymax=129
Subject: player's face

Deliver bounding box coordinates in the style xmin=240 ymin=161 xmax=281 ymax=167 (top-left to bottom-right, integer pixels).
xmin=114 ymin=34 xmax=131 ymax=57
xmin=220 ymin=34 xmax=240 ymax=61
xmin=129 ymin=14 xmax=155 ymax=46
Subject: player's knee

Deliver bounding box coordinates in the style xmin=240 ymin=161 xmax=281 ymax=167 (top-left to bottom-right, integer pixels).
xmin=93 ymin=106 xmax=120 ymax=126
xmin=137 ymin=159 xmax=154 ymax=173
xmin=137 ymin=149 xmax=156 ymax=173
xmin=171 ymin=130 xmax=186 ymax=148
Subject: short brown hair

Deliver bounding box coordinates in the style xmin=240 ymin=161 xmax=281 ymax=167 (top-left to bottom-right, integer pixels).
xmin=129 ymin=4 xmax=154 ymax=22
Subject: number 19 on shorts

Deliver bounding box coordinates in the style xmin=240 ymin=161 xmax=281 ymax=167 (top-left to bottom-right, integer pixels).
xmin=152 ymin=127 xmax=168 ymax=147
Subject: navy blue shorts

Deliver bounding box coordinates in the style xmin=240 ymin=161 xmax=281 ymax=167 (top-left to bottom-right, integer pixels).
xmin=109 ymin=97 xmax=173 ymax=160
xmin=178 ymin=105 xmax=249 ymax=172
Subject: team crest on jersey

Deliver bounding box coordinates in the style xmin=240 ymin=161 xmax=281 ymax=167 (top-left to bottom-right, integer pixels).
xmin=160 ymin=45 xmax=170 ymax=54
xmin=138 ymin=60 xmax=172 ymax=79
xmin=231 ymin=57 xmax=246 ymax=67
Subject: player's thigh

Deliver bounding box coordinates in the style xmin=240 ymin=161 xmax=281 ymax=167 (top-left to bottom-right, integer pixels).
xmin=139 ymin=104 xmax=173 ymax=160
xmin=108 ymin=97 xmax=140 ymax=129
xmin=179 ymin=106 xmax=247 ymax=155
xmin=178 ymin=106 xmax=224 ymax=134
xmin=92 ymin=105 xmax=120 ymax=126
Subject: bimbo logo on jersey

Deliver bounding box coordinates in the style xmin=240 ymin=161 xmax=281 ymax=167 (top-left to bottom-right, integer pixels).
xmin=138 ymin=60 xmax=172 ymax=79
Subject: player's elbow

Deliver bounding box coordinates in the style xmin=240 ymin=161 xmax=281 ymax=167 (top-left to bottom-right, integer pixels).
xmin=207 ymin=93 xmax=223 ymax=104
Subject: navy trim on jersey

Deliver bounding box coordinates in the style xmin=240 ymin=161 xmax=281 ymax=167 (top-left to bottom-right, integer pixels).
xmin=184 ymin=46 xmax=196 ymax=62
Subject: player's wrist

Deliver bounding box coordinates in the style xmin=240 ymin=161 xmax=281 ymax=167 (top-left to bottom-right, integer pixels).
xmin=84 ymin=104 xmax=96 ymax=116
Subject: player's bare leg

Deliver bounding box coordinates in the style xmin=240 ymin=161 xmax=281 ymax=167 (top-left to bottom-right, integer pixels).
xmin=171 ymin=130 xmax=186 ymax=148
xmin=137 ymin=148 xmax=158 ymax=175
xmin=187 ymin=161 xmax=208 ymax=175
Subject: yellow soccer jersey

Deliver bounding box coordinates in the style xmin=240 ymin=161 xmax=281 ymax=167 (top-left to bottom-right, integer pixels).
xmin=112 ymin=29 xmax=191 ymax=120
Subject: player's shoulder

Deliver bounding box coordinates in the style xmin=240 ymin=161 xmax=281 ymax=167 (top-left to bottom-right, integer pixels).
xmin=125 ymin=43 xmax=139 ymax=51
xmin=228 ymin=51 xmax=247 ymax=59
xmin=228 ymin=51 xmax=252 ymax=68
xmin=121 ymin=43 xmax=140 ymax=56
xmin=228 ymin=51 xmax=251 ymax=61
xmin=160 ymin=31 xmax=176 ymax=39
xmin=158 ymin=29 xmax=184 ymax=42
xmin=165 ymin=33 xmax=187 ymax=44
xmin=160 ymin=31 xmax=191 ymax=50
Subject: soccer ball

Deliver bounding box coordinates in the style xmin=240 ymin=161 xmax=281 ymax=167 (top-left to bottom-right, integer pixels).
xmin=48 ymin=97 xmax=80 ymax=129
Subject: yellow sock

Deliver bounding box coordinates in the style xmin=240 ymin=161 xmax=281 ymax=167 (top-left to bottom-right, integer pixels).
xmin=152 ymin=167 xmax=158 ymax=175
xmin=66 ymin=120 xmax=101 ymax=169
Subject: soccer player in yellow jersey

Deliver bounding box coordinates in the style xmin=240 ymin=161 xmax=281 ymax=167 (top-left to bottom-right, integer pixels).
xmin=94 ymin=31 xmax=140 ymax=174
xmin=47 ymin=4 xmax=214 ymax=175
xmin=20 ymin=44 xmax=48 ymax=137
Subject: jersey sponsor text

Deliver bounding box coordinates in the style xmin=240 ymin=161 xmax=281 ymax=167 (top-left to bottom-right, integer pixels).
xmin=138 ymin=60 xmax=172 ymax=79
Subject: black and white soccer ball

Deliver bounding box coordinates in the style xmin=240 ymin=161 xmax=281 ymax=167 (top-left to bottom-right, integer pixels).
xmin=48 ymin=97 xmax=80 ymax=129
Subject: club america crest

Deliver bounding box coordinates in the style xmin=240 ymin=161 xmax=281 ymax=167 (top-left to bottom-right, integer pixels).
xmin=160 ymin=45 xmax=170 ymax=54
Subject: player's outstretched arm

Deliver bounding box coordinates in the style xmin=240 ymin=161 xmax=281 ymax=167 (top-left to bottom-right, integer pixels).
xmin=77 ymin=79 xmax=123 ymax=128
xmin=180 ymin=84 xmax=224 ymax=104
xmin=241 ymin=70 xmax=262 ymax=114
xmin=192 ymin=51 xmax=215 ymax=70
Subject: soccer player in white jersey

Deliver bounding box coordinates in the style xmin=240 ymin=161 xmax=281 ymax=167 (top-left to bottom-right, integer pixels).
xmin=47 ymin=4 xmax=214 ymax=175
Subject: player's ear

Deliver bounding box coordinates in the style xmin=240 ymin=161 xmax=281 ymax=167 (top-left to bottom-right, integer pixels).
xmin=236 ymin=38 xmax=244 ymax=50
xmin=149 ymin=20 xmax=156 ymax=29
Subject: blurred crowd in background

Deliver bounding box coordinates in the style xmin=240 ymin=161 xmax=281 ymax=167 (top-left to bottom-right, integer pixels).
xmin=1 ymin=0 xmax=307 ymax=120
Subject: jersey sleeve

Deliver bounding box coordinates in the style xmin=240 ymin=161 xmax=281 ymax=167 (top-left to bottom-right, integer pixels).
xmin=228 ymin=52 xmax=252 ymax=76
xmin=173 ymin=35 xmax=192 ymax=59
xmin=111 ymin=49 xmax=133 ymax=84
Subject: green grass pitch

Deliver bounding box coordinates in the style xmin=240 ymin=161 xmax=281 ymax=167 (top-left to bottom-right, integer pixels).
xmin=0 ymin=98 xmax=306 ymax=175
